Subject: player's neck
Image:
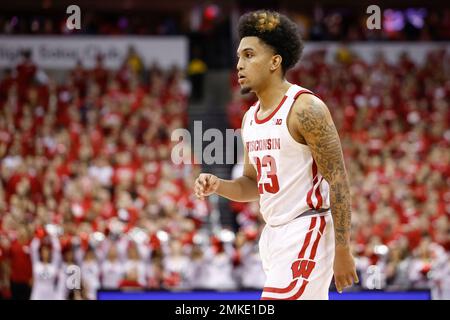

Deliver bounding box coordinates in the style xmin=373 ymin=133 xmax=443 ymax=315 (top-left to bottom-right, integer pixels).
xmin=256 ymin=79 xmax=292 ymax=113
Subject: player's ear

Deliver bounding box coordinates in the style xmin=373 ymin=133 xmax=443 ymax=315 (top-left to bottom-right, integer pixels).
xmin=270 ymin=54 xmax=282 ymax=71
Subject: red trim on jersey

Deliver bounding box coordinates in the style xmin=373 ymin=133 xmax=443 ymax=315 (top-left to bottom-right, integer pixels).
xmin=293 ymin=89 xmax=314 ymax=100
xmin=254 ymin=88 xmax=315 ymax=125
xmin=286 ymin=216 xmax=326 ymax=300
xmin=314 ymin=177 xmax=324 ymax=209
xmin=254 ymin=95 xmax=287 ymax=124
xmin=262 ymin=279 xmax=298 ymax=294
xmin=309 ymin=216 xmax=327 ymax=260
xmin=295 ymin=88 xmax=326 ymax=210
xmin=306 ymin=160 xmax=318 ymax=209
xmin=261 ymin=280 xmax=309 ymax=300
xmin=286 ymin=280 xmax=309 ymax=300
xmin=297 ymin=217 xmax=317 ymax=259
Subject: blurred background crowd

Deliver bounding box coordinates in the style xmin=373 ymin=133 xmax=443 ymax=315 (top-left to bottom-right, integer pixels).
xmin=0 ymin=0 xmax=449 ymax=300
xmin=0 ymin=43 xmax=274 ymax=299
xmin=1 ymin=4 xmax=450 ymax=41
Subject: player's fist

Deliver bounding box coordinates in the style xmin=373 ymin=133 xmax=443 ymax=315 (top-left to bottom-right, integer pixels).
xmin=333 ymin=246 xmax=359 ymax=293
xmin=194 ymin=173 xmax=220 ymax=200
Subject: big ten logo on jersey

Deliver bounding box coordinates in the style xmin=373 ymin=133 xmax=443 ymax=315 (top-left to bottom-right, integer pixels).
xmin=272 ymin=118 xmax=282 ymax=125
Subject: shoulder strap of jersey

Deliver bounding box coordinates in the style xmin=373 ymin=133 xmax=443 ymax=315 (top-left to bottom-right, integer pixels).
xmin=287 ymin=84 xmax=315 ymax=101
xmin=277 ymin=85 xmax=315 ymax=119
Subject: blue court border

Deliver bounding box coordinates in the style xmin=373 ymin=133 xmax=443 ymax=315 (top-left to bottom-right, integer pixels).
xmin=97 ymin=290 xmax=431 ymax=300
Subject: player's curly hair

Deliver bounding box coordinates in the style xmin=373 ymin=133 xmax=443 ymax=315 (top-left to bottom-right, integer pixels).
xmin=238 ymin=10 xmax=303 ymax=74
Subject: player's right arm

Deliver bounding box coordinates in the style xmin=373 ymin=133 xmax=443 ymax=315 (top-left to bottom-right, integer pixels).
xmin=194 ymin=113 xmax=260 ymax=202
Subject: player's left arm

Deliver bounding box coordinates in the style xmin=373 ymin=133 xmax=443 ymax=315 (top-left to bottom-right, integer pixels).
xmin=292 ymin=94 xmax=359 ymax=293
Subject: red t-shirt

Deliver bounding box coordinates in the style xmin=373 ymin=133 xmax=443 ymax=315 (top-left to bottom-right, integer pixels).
xmin=16 ymin=61 xmax=36 ymax=95
xmin=8 ymin=240 xmax=32 ymax=283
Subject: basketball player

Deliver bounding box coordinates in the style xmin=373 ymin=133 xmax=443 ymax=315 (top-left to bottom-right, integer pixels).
xmin=194 ymin=10 xmax=359 ymax=299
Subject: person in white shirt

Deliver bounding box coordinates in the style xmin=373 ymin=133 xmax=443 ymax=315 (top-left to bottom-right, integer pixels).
xmin=195 ymin=10 xmax=358 ymax=300
xmin=88 ymin=157 xmax=113 ymax=187
xmin=55 ymin=246 xmax=79 ymax=300
xmin=80 ymin=246 xmax=101 ymax=300
xmin=201 ymin=239 xmax=237 ymax=291
xmin=235 ymin=234 xmax=266 ymax=289
xmin=162 ymin=239 xmax=191 ymax=289
xmin=100 ymin=243 xmax=124 ymax=289
xmin=184 ymin=244 xmax=208 ymax=289
xmin=30 ymin=235 xmax=61 ymax=300
xmin=117 ymin=236 xmax=149 ymax=287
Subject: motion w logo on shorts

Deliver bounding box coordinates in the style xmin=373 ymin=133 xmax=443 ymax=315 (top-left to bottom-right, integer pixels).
xmin=291 ymin=259 xmax=316 ymax=280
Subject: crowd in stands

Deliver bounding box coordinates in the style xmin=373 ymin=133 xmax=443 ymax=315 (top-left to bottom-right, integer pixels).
xmin=0 ymin=50 xmax=257 ymax=300
xmin=0 ymin=44 xmax=448 ymax=299
xmin=1 ymin=6 xmax=450 ymax=41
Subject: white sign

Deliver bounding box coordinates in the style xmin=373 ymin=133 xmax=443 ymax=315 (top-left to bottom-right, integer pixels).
xmin=0 ymin=36 xmax=188 ymax=70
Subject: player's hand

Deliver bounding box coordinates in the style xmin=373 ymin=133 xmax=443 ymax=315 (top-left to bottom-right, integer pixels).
xmin=333 ymin=246 xmax=359 ymax=293
xmin=194 ymin=173 xmax=220 ymax=200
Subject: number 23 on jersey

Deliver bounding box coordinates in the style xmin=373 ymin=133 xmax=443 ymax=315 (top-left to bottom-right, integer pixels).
xmin=254 ymin=155 xmax=280 ymax=194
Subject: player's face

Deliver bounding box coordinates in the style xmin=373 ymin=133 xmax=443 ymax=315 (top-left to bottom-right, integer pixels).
xmin=236 ymin=37 xmax=274 ymax=94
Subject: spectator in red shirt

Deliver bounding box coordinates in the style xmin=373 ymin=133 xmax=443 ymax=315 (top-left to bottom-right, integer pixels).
xmin=91 ymin=54 xmax=108 ymax=94
xmin=16 ymin=50 xmax=37 ymax=103
xmin=6 ymin=226 xmax=33 ymax=300
xmin=70 ymin=60 xmax=88 ymax=98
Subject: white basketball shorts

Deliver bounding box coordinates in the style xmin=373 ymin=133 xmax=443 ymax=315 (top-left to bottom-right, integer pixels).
xmin=259 ymin=213 xmax=335 ymax=300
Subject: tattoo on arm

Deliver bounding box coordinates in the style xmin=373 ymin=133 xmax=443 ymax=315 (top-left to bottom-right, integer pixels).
xmin=296 ymin=97 xmax=351 ymax=247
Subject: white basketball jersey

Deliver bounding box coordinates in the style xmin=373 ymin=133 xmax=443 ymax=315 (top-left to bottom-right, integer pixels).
xmin=242 ymin=84 xmax=330 ymax=226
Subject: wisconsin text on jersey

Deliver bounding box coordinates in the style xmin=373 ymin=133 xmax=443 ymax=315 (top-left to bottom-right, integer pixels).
xmin=246 ymin=138 xmax=281 ymax=152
